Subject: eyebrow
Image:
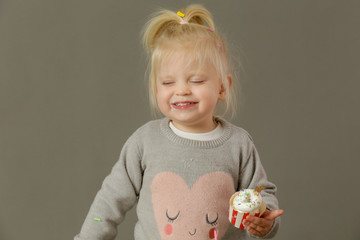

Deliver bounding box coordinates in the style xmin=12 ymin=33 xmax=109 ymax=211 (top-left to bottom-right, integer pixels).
xmin=158 ymin=75 xmax=174 ymax=80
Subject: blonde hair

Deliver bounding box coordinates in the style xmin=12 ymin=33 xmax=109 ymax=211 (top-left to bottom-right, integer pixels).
xmin=142 ymin=4 xmax=236 ymax=118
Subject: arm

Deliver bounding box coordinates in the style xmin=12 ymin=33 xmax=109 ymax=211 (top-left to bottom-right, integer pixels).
xmin=238 ymin=137 xmax=282 ymax=239
xmin=74 ymin=134 xmax=143 ymax=240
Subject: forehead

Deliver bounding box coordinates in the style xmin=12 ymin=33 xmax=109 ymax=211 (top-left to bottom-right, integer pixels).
xmin=160 ymin=54 xmax=207 ymax=74
xmin=156 ymin=45 xmax=213 ymax=76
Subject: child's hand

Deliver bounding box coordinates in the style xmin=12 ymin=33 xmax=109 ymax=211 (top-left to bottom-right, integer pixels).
xmin=243 ymin=209 xmax=284 ymax=237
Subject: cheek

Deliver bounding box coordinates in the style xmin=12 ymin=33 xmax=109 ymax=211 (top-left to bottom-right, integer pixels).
xmin=209 ymin=228 xmax=216 ymax=239
xmin=164 ymin=224 xmax=173 ymax=235
xmin=200 ymin=91 xmax=220 ymax=105
xmin=156 ymin=92 xmax=170 ymax=109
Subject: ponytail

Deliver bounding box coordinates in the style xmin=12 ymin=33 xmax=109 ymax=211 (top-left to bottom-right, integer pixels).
xmin=142 ymin=4 xmax=216 ymax=53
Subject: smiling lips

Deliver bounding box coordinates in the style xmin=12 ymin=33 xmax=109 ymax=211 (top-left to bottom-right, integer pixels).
xmin=171 ymin=101 xmax=198 ymax=110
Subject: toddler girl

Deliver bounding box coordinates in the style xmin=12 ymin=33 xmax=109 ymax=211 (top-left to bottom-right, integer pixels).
xmin=75 ymin=4 xmax=283 ymax=240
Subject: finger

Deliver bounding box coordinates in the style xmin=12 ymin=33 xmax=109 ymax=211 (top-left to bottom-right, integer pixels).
xmin=246 ymin=215 xmax=267 ymax=225
xmin=247 ymin=225 xmax=263 ymax=237
xmin=244 ymin=217 xmax=272 ymax=233
xmin=244 ymin=220 xmax=266 ymax=233
xmin=262 ymin=209 xmax=284 ymax=220
xmin=245 ymin=215 xmax=264 ymax=224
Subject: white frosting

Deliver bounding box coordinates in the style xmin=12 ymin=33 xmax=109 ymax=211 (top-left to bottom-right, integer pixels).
xmin=232 ymin=189 xmax=263 ymax=212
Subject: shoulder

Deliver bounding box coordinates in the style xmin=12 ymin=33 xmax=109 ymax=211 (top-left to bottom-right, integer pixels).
xmin=133 ymin=118 xmax=164 ymax=134
xmin=118 ymin=119 xmax=165 ymax=154
xmin=128 ymin=118 xmax=166 ymax=142
xmin=219 ymin=117 xmax=255 ymax=144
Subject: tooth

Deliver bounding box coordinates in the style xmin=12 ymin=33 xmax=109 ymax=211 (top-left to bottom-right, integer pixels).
xmin=177 ymin=103 xmax=190 ymax=106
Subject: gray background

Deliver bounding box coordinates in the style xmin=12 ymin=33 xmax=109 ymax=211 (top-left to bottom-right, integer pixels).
xmin=1 ymin=0 xmax=359 ymax=239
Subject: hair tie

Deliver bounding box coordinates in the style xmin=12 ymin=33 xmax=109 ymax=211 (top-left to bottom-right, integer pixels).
xmin=177 ymin=11 xmax=185 ymax=18
xmin=180 ymin=21 xmax=189 ymax=25
xmin=207 ymin=27 xmax=214 ymax=32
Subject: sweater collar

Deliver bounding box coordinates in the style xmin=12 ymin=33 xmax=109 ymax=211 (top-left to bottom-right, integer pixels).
xmin=159 ymin=117 xmax=232 ymax=148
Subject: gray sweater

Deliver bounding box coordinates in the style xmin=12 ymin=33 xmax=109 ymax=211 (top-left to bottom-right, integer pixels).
xmin=74 ymin=118 xmax=280 ymax=240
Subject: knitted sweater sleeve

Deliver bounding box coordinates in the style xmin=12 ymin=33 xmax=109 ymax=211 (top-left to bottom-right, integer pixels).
xmin=238 ymin=136 xmax=280 ymax=239
xmin=74 ymin=133 xmax=142 ymax=240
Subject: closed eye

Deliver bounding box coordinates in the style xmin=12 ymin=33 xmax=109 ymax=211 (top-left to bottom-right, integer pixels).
xmin=206 ymin=213 xmax=218 ymax=226
xmin=166 ymin=209 xmax=180 ymax=223
xmin=190 ymin=79 xmax=205 ymax=84
xmin=162 ymin=81 xmax=175 ymax=86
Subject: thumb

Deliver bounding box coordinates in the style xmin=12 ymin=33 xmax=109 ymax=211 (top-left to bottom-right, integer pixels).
xmin=262 ymin=209 xmax=284 ymax=220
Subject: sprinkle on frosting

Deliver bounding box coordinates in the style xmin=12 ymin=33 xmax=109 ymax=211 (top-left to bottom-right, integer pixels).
xmin=232 ymin=188 xmax=263 ymax=212
xmin=256 ymin=185 xmax=265 ymax=193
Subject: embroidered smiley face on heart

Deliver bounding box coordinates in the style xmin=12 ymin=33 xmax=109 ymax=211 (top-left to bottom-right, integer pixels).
xmin=151 ymin=171 xmax=235 ymax=239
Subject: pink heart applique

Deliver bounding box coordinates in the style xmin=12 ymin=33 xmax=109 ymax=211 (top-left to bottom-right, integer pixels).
xmin=151 ymin=171 xmax=235 ymax=240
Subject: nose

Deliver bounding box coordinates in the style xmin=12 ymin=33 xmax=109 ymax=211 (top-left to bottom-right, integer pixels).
xmin=175 ymin=82 xmax=191 ymax=96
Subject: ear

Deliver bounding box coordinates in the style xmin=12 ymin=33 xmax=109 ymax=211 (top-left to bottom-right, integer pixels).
xmin=219 ymin=74 xmax=233 ymax=100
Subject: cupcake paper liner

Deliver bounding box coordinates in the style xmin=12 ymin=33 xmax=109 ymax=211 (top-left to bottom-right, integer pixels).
xmin=228 ymin=192 xmax=266 ymax=229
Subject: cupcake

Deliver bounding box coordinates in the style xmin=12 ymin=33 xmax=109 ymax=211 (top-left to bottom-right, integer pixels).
xmin=229 ymin=186 xmax=266 ymax=229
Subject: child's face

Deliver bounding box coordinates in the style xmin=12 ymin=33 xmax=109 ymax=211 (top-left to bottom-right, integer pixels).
xmin=156 ymin=50 xmax=225 ymax=133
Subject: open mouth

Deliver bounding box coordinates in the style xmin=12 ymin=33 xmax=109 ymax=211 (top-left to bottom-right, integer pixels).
xmin=173 ymin=102 xmax=196 ymax=106
xmin=171 ymin=101 xmax=198 ymax=110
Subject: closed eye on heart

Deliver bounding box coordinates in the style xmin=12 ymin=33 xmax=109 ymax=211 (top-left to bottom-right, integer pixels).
xmin=166 ymin=209 xmax=180 ymax=223
xmin=206 ymin=213 xmax=219 ymax=226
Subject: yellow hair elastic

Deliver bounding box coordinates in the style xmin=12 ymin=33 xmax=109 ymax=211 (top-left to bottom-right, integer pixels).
xmin=177 ymin=11 xmax=185 ymax=18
